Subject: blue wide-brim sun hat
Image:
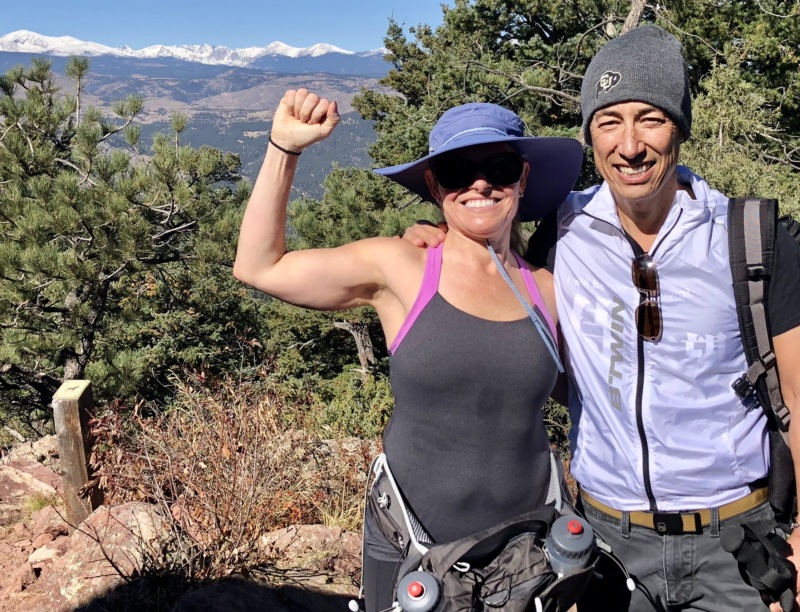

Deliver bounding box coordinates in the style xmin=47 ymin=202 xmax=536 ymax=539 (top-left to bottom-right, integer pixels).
xmin=374 ymin=103 xmax=583 ymax=222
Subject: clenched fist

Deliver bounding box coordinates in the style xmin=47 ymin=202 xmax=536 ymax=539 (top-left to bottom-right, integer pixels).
xmin=269 ymin=88 xmax=340 ymax=154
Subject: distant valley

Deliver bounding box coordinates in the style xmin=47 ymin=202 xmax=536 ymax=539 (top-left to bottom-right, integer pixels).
xmin=0 ymin=31 xmax=391 ymax=197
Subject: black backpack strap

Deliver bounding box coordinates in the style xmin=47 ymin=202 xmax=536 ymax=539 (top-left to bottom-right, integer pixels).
xmin=728 ymin=197 xmax=790 ymax=440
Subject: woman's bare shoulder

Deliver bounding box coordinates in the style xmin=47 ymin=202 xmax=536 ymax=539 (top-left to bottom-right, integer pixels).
xmin=357 ymin=236 xmax=429 ymax=266
xmin=530 ymin=266 xmax=554 ymax=284
xmin=358 ymin=236 xmax=428 ymax=297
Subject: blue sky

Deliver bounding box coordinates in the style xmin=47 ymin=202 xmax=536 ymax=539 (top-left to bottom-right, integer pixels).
xmin=4 ymin=0 xmax=448 ymax=52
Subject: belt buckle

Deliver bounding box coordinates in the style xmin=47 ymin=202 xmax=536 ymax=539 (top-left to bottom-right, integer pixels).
xmin=652 ymin=511 xmax=702 ymax=535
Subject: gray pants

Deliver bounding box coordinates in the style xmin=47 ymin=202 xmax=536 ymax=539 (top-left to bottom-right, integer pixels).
xmin=577 ymin=499 xmax=777 ymax=611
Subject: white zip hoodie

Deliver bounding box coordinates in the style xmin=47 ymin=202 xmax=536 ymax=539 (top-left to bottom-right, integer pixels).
xmin=556 ymin=166 xmax=768 ymax=512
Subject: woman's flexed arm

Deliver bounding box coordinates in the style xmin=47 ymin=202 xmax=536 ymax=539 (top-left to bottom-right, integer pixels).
xmin=234 ymin=89 xmax=391 ymax=311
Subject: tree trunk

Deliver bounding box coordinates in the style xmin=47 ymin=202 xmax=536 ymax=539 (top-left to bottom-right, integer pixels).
xmin=333 ymin=321 xmax=376 ymax=381
xmin=60 ymin=285 xmax=104 ymax=381
xmin=621 ymin=0 xmax=647 ymax=34
xmin=62 ymin=354 xmax=83 ymax=381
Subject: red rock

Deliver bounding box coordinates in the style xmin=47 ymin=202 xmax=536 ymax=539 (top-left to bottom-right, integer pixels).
xmin=0 ymin=464 xmax=59 ymax=527
xmin=1 ymin=562 xmax=37 ymax=597
xmin=44 ymin=502 xmax=170 ymax=609
xmin=29 ymin=506 xmax=69 ymax=538
xmin=28 ymin=537 xmax=67 ymax=565
xmin=260 ymin=524 xmax=362 ymax=577
xmin=31 ymin=532 xmax=54 ymax=549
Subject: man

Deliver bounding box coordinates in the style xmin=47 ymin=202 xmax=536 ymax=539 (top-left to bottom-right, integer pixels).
xmin=405 ymin=25 xmax=800 ymax=611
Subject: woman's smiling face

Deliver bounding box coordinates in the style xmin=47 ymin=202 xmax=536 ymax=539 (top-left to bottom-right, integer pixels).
xmin=424 ymin=142 xmax=529 ymax=243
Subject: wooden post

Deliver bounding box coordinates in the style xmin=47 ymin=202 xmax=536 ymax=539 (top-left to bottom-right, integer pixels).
xmin=52 ymin=380 xmax=101 ymax=531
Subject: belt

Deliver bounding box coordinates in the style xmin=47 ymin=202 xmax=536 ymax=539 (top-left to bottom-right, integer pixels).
xmin=580 ymin=487 xmax=769 ymax=535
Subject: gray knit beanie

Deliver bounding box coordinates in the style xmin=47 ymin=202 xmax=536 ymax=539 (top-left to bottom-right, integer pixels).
xmin=581 ymin=25 xmax=692 ymax=145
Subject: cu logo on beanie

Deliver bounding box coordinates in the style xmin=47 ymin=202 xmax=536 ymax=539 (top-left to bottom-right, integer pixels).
xmin=595 ymin=71 xmax=621 ymax=98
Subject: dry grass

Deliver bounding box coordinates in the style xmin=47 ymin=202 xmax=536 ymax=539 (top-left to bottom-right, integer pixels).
xmin=23 ymin=492 xmax=61 ymax=515
xmin=314 ymin=474 xmax=365 ymax=532
xmin=88 ymin=373 xmax=376 ymax=581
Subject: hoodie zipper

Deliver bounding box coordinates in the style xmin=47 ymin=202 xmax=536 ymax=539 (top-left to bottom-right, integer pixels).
xmin=580 ymin=208 xmax=683 ymax=511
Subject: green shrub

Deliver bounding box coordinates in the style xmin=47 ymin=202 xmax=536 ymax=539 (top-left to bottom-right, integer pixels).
xmin=312 ymin=371 xmax=394 ymax=438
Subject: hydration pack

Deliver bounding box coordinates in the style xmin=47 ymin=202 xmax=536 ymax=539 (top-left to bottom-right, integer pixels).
xmin=362 ymin=453 xmax=599 ymax=612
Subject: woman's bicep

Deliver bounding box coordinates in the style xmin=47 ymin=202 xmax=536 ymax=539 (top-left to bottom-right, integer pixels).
xmin=234 ymin=240 xmax=385 ymax=311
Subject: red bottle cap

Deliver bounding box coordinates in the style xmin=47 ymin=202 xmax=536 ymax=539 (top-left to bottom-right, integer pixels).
xmin=567 ymin=519 xmax=584 ymax=535
xmin=408 ymin=581 xmax=425 ymax=598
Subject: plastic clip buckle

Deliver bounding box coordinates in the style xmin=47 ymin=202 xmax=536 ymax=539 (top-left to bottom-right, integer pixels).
xmin=747 ymin=264 xmax=769 ymax=280
xmin=732 ymin=376 xmax=755 ymax=399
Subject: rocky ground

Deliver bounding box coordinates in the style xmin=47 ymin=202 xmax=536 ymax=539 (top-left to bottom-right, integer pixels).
xmin=0 ymin=436 xmax=363 ymax=612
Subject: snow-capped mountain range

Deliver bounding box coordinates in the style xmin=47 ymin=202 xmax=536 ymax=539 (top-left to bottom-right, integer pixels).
xmin=0 ymin=30 xmax=382 ymax=198
xmin=0 ymin=30 xmax=386 ymax=68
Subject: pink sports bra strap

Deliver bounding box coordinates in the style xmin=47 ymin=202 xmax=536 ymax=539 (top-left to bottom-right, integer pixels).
xmin=513 ymin=252 xmax=557 ymax=343
xmin=390 ymin=246 xmax=556 ymax=354
xmin=389 ymin=243 xmax=443 ymax=354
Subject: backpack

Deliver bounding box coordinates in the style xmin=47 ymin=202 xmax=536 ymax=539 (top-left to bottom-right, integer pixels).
xmin=728 ymin=197 xmax=800 ymax=531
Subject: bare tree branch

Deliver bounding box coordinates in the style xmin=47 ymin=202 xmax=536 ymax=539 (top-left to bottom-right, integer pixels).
xmin=753 ymin=0 xmax=794 ymax=18
xmin=621 ymin=0 xmax=648 ymax=35
xmin=152 ymin=220 xmax=198 ymax=243
xmin=98 ymin=113 xmax=138 ymax=144
xmin=55 ymin=158 xmax=97 ymax=187
xmin=462 ymin=61 xmax=581 ymax=105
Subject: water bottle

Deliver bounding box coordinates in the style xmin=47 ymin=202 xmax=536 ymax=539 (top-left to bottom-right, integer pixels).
xmin=396 ymin=570 xmax=442 ymax=612
xmin=545 ymin=515 xmax=594 ymax=576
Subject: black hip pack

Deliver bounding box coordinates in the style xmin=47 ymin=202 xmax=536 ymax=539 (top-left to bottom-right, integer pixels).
xmin=363 ymin=454 xmax=598 ymax=612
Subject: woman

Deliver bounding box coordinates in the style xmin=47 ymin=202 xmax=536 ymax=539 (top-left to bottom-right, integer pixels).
xmin=233 ymin=89 xmax=582 ymax=611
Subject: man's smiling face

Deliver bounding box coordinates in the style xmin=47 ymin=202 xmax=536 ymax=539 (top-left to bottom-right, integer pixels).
xmin=589 ymin=101 xmax=683 ymax=216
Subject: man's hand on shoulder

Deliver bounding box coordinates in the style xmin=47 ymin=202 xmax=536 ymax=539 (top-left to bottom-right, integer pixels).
xmin=401 ymin=220 xmax=448 ymax=248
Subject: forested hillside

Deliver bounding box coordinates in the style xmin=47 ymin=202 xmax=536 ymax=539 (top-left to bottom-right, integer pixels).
xmin=113 ymin=111 xmax=376 ymax=198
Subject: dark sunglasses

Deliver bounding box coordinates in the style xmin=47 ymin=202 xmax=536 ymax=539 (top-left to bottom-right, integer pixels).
xmin=430 ymin=152 xmax=524 ymax=190
xmin=631 ymin=253 xmax=662 ymax=341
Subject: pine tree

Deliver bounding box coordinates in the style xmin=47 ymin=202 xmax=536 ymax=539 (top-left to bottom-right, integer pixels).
xmin=0 ymin=58 xmax=267 ymax=431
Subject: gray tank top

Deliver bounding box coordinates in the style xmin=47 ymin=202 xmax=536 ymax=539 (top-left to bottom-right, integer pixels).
xmin=385 ymin=245 xmax=557 ymax=543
